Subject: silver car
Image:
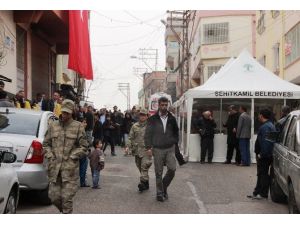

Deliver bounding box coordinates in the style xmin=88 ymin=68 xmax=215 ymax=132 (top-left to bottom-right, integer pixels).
xmin=0 ymin=151 xmax=19 ymax=213
xmin=270 ymin=110 xmax=300 ymax=213
xmin=0 ymin=107 xmax=57 ymax=204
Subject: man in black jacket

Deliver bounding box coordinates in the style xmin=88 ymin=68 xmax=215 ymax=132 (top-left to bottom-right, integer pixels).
xmin=223 ymin=105 xmax=241 ymax=164
xmin=198 ymin=110 xmax=217 ymax=164
xmin=145 ymin=97 xmax=179 ymax=202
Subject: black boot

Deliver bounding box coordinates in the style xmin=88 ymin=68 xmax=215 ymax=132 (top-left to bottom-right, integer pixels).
xmin=138 ymin=181 xmax=149 ymax=192
xmin=138 ymin=182 xmax=146 ymax=192
xmin=144 ymin=181 xmax=149 ymax=190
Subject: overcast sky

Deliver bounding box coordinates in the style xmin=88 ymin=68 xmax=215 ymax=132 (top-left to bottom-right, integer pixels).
xmin=88 ymin=11 xmax=167 ymax=111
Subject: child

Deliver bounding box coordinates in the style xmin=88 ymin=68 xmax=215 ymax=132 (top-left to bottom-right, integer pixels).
xmin=88 ymin=139 xmax=105 ymax=189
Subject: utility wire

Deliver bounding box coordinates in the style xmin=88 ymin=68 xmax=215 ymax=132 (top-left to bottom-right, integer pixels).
xmin=92 ymin=10 xmax=166 ymax=25
xmin=92 ymin=26 xmax=163 ymax=47
xmin=91 ymin=25 xmax=163 ymax=56
xmin=123 ymin=10 xmax=161 ymax=28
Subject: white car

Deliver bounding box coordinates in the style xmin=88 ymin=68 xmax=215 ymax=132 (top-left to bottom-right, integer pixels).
xmin=0 ymin=151 xmax=19 ymax=213
xmin=0 ymin=108 xmax=57 ymax=204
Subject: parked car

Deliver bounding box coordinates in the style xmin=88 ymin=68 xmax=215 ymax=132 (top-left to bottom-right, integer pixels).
xmin=0 ymin=151 xmax=19 ymax=213
xmin=269 ymin=110 xmax=300 ymax=213
xmin=0 ymin=108 xmax=57 ymax=204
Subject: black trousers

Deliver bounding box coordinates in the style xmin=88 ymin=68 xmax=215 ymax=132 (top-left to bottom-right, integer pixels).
xmin=201 ymin=137 xmax=214 ymax=162
xmin=102 ymin=136 xmax=115 ymax=154
xmin=253 ymin=157 xmax=272 ymax=198
xmin=226 ymin=143 xmax=241 ymax=163
xmin=175 ymin=144 xmax=185 ymax=165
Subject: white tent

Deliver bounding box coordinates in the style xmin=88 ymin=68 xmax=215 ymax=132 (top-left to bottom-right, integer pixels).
xmin=178 ymin=49 xmax=300 ymax=162
xmin=186 ymin=49 xmax=300 ymax=98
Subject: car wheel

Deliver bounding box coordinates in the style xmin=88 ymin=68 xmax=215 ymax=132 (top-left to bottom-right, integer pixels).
xmin=288 ymin=183 xmax=299 ymax=214
xmin=37 ymin=187 xmax=52 ymax=205
xmin=270 ymin=169 xmax=286 ymax=203
xmin=4 ymin=191 xmax=17 ymax=214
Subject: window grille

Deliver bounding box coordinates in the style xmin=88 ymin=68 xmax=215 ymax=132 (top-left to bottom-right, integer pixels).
xmin=257 ymin=10 xmax=266 ymax=35
xmin=285 ymin=23 xmax=300 ymax=66
xmin=273 ymin=43 xmax=280 ymax=72
xmin=271 ymin=10 xmax=280 ymax=18
xmin=258 ymin=55 xmax=266 ymax=67
xmin=203 ymin=22 xmax=229 ymax=44
xmin=207 ymin=65 xmax=222 ymax=78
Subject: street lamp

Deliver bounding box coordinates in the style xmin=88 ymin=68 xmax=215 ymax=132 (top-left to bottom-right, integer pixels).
xmin=130 ymin=55 xmax=138 ymax=59
xmin=160 ymin=19 xmax=167 ymax=27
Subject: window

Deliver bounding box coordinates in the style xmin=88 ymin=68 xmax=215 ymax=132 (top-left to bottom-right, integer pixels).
xmin=285 ymin=22 xmax=300 ymax=66
xmin=286 ymin=99 xmax=300 ymax=111
xmin=273 ymin=43 xmax=280 ymax=73
xmin=285 ymin=117 xmax=297 ymax=150
xmin=257 ymin=10 xmax=266 ymax=35
xmin=0 ymin=112 xmax=40 ymax=136
xmin=207 ymin=65 xmax=222 ymax=78
xmin=271 ymin=10 xmax=280 ymax=18
xmin=203 ymin=22 xmax=229 ymax=44
xmin=258 ymin=55 xmax=266 ymax=67
xmin=280 ymin=115 xmax=291 ymax=144
xmin=16 ymin=26 xmax=26 ymax=93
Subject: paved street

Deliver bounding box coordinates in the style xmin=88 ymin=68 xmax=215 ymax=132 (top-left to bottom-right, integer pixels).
xmin=17 ymin=147 xmax=288 ymax=214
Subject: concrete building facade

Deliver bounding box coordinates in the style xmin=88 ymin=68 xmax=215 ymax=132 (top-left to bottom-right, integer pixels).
xmin=188 ymin=11 xmax=256 ymax=88
xmin=139 ymin=71 xmax=167 ymax=109
xmin=0 ymin=10 xmax=87 ymax=103
xmin=164 ymin=16 xmax=181 ymax=102
xmin=256 ymin=10 xmax=300 ymax=85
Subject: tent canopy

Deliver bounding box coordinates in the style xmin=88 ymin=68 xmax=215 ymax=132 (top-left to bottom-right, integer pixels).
xmin=186 ymin=49 xmax=300 ymax=99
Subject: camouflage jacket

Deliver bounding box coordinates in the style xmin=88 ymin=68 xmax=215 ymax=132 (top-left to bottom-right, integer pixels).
xmin=127 ymin=121 xmax=147 ymax=158
xmin=43 ymin=119 xmax=88 ymax=183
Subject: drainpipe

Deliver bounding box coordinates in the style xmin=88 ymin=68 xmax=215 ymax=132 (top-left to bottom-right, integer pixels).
xmin=281 ymin=11 xmax=285 ymax=80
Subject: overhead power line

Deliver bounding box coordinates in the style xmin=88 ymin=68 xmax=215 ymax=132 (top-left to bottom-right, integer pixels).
xmin=92 ymin=10 xmax=166 ymax=25
xmin=91 ymin=25 xmax=164 ymax=47
xmin=123 ymin=10 xmax=161 ymax=28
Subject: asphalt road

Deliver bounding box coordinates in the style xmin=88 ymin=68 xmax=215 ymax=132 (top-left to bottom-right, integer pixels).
xmin=17 ymin=147 xmax=288 ymax=214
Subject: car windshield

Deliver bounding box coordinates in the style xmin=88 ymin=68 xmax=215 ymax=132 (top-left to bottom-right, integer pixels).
xmin=0 ymin=112 xmax=41 ymax=136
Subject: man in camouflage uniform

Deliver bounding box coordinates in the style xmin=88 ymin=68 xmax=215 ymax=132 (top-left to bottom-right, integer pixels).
xmin=43 ymin=99 xmax=88 ymax=213
xmin=125 ymin=109 xmax=152 ymax=192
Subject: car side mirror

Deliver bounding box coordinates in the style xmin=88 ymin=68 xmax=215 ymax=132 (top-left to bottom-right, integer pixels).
xmin=0 ymin=152 xmax=17 ymax=163
xmin=266 ymin=131 xmax=280 ymax=143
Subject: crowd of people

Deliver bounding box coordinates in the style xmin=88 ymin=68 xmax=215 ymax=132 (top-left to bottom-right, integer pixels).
xmin=1 ymin=81 xmax=290 ymax=212
xmin=196 ymin=104 xmax=290 ymax=201
xmin=40 ymin=95 xmax=180 ymax=213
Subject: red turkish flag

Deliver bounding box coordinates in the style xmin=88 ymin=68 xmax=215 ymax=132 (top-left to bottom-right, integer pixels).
xmin=68 ymin=10 xmax=93 ymax=80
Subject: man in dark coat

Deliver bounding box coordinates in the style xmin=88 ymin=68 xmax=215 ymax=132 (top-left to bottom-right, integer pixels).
xmin=197 ymin=110 xmax=217 ymax=164
xmin=248 ymin=108 xmax=276 ymax=200
xmin=102 ymin=114 xmax=117 ymax=156
xmin=223 ymin=105 xmax=241 ymax=164
xmin=93 ymin=113 xmax=104 ymax=141
xmin=145 ymin=97 xmax=179 ymax=202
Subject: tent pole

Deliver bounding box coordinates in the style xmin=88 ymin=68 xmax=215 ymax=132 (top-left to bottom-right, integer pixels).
xmin=186 ymin=97 xmax=193 ymax=158
xmin=220 ymin=98 xmax=223 ymax=133
xmin=251 ymin=98 xmax=255 ymax=163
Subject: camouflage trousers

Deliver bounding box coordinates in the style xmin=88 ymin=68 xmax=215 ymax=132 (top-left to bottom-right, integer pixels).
xmin=135 ymin=155 xmax=152 ymax=182
xmin=48 ymin=172 xmax=78 ymax=214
